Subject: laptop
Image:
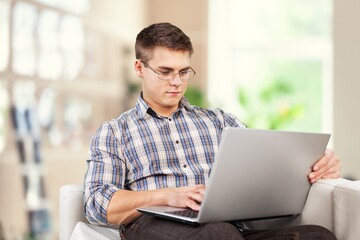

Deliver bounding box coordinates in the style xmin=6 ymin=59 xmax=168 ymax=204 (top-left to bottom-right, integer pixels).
xmin=137 ymin=127 xmax=330 ymax=226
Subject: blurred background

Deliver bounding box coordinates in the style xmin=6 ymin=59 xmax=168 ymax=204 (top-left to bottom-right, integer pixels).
xmin=0 ymin=0 xmax=359 ymax=239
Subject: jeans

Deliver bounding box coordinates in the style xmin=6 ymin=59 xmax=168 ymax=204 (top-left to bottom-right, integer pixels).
xmin=120 ymin=215 xmax=336 ymax=240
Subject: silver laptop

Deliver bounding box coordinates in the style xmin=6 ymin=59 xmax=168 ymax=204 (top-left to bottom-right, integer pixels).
xmin=137 ymin=127 xmax=330 ymax=225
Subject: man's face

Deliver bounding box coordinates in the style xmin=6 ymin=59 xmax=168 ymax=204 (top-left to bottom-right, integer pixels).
xmin=135 ymin=46 xmax=191 ymax=117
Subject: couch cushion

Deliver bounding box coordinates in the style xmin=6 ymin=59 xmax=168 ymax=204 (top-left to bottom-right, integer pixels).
xmin=299 ymin=179 xmax=347 ymax=231
xmin=70 ymin=222 xmax=120 ymax=240
xmin=333 ymin=180 xmax=360 ymax=240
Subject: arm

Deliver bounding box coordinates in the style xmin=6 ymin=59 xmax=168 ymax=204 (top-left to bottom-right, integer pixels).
xmin=84 ymin=121 xmax=205 ymax=225
xmin=106 ymin=185 xmax=205 ymax=225
xmin=308 ymin=149 xmax=341 ymax=183
xmin=87 ymin=107 xmax=249 ymax=225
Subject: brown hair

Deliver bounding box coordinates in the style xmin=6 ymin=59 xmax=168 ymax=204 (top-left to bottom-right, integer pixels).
xmin=135 ymin=22 xmax=194 ymax=62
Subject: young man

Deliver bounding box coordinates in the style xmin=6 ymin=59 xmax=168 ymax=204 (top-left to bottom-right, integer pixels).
xmin=84 ymin=22 xmax=341 ymax=239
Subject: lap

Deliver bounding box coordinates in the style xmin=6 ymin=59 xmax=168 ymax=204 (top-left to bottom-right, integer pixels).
xmin=242 ymin=225 xmax=336 ymax=240
xmin=120 ymin=216 xmax=336 ymax=240
xmin=120 ymin=215 xmax=243 ymax=240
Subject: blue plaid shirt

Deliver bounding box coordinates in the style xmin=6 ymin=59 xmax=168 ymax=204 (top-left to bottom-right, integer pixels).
xmin=84 ymin=94 xmax=245 ymax=225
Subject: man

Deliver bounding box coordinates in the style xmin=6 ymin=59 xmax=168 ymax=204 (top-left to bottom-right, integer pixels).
xmin=84 ymin=22 xmax=341 ymax=239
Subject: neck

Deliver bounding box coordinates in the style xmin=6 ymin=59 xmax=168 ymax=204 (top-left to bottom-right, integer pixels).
xmin=141 ymin=94 xmax=180 ymax=117
xmin=152 ymin=105 xmax=178 ymax=117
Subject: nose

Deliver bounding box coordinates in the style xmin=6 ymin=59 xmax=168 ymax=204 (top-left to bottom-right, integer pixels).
xmin=170 ymin=73 xmax=182 ymax=86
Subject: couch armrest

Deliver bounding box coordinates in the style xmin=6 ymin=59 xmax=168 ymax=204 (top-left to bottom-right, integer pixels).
xmin=299 ymin=178 xmax=351 ymax=231
xmin=59 ymin=184 xmax=88 ymax=240
xmin=60 ymin=184 xmax=120 ymax=240
xmin=333 ymin=180 xmax=360 ymax=240
xmin=244 ymin=178 xmax=351 ymax=233
xmin=70 ymin=222 xmax=120 ymax=240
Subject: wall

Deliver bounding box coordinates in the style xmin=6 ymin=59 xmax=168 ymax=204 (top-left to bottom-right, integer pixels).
xmin=333 ymin=0 xmax=360 ymax=180
xmin=144 ymin=0 xmax=209 ymax=95
xmin=0 ymin=0 xmax=145 ymax=238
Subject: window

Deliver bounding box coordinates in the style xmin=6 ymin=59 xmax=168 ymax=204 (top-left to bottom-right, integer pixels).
xmin=12 ymin=2 xmax=37 ymax=75
xmin=59 ymin=16 xmax=84 ymax=80
xmin=0 ymin=0 xmax=9 ymax=71
xmin=0 ymin=0 xmax=9 ymax=153
xmin=208 ymin=0 xmax=332 ymax=132
xmin=37 ymin=10 xmax=62 ymax=80
xmin=0 ymin=81 xmax=8 ymax=153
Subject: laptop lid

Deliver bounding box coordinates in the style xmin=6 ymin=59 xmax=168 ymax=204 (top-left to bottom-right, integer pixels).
xmin=137 ymin=127 xmax=330 ymax=225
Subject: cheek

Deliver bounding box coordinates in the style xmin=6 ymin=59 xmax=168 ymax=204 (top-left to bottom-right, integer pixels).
xmin=143 ymin=79 xmax=163 ymax=93
xmin=183 ymin=82 xmax=188 ymax=90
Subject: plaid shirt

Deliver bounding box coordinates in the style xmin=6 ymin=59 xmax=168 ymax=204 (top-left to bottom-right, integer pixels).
xmin=84 ymin=94 xmax=245 ymax=225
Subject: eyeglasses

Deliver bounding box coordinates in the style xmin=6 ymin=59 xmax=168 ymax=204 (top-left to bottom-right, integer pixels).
xmin=141 ymin=61 xmax=196 ymax=81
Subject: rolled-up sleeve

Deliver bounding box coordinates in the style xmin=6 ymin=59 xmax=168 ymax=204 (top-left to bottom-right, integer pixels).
xmin=84 ymin=121 xmax=125 ymax=225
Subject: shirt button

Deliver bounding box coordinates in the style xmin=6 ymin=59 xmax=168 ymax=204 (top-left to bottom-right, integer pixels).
xmin=175 ymin=140 xmax=179 ymax=144
xmin=183 ymin=164 xmax=187 ymax=168
xmin=168 ymin=118 xmax=172 ymax=121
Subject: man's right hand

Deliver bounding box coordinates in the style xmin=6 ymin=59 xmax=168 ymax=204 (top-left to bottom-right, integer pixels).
xmin=164 ymin=184 xmax=206 ymax=211
xmin=107 ymin=184 xmax=206 ymax=225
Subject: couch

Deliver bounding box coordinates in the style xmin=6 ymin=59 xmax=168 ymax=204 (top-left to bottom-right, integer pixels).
xmin=59 ymin=178 xmax=360 ymax=240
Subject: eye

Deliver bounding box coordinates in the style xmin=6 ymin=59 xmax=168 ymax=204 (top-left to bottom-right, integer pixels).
xmin=180 ymin=70 xmax=190 ymax=75
xmin=159 ymin=70 xmax=172 ymax=76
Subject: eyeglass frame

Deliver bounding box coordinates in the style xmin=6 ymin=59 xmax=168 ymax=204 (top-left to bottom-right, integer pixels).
xmin=140 ymin=60 xmax=196 ymax=81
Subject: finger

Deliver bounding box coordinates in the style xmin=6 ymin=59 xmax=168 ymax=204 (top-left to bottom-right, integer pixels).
xmin=186 ymin=199 xmax=201 ymax=211
xmin=309 ymin=174 xmax=322 ymax=183
xmin=313 ymin=150 xmax=333 ymax=171
xmin=189 ymin=185 xmax=206 ymax=198
xmin=309 ymin=159 xmax=341 ymax=183
xmin=309 ymin=164 xmax=332 ymax=182
xmin=309 ymin=163 xmax=330 ymax=180
xmin=331 ymin=155 xmax=341 ymax=169
xmin=189 ymin=187 xmax=206 ymax=207
xmin=322 ymin=170 xmax=341 ymax=179
xmin=321 ymin=161 xmax=341 ymax=179
xmin=319 ymin=154 xmax=341 ymax=176
xmin=190 ymin=193 xmax=203 ymax=203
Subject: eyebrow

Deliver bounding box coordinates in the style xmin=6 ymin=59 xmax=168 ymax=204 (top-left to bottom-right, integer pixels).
xmin=157 ymin=65 xmax=191 ymax=71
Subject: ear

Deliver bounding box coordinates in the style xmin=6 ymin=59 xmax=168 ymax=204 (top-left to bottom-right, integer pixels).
xmin=134 ymin=60 xmax=143 ymax=78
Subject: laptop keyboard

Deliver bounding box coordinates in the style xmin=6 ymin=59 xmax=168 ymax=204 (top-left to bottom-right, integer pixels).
xmin=165 ymin=209 xmax=199 ymax=219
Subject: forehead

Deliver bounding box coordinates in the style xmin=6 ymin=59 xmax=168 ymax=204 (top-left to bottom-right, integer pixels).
xmin=149 ymin=47 xmax=191 ymax=67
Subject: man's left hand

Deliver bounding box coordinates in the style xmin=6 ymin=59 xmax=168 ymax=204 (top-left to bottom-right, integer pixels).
xmin=308 ymin=149 xmax=341 ymax=183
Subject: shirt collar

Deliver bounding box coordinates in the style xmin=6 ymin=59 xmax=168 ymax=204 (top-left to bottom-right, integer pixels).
xmin=135 ymin=92 xmax=193 ymax=119
xmin=178 ymin=96 xmax=193 ymax=111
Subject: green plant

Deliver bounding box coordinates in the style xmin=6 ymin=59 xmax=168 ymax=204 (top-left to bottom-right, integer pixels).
xmin=185 ymin=85 xmax=208 ymax=108
xmin=238 ymin=80 xmax=304 ymax=130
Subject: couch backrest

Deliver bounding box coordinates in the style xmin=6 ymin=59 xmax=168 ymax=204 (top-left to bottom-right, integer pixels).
xmin=59 ymin=184 xmax=88 ymax=240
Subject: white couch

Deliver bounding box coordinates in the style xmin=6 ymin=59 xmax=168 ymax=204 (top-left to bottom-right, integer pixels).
xmin=59 ymin=178 xmax=360 ymax=240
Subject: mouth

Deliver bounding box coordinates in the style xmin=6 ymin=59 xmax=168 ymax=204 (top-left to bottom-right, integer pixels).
xmin=166 ymin=90 xmax=182 ymax=95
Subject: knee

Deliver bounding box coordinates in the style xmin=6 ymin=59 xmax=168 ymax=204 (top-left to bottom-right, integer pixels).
xmin=303 ymin=225 xmax=336 ymax=240
xmin=199 ymin=222 xmax=243 ymax=240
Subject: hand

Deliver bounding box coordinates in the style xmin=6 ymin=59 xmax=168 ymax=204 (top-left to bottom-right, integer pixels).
xmin=164 ymin=185 xmax=206 ymax=211
xmin=308 ymin=149 xmax=341 ymax=183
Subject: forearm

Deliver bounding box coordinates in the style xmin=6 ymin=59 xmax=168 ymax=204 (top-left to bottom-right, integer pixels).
xmin=106 ymin=184 xmax=206 ymax=225
xmin=107 ymin=188 xmax=168 ymax=225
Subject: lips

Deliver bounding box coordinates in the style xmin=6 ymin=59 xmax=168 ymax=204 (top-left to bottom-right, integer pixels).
xmin=166 ymin=91 xmax=182 ymax=95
